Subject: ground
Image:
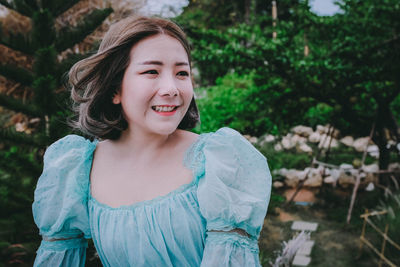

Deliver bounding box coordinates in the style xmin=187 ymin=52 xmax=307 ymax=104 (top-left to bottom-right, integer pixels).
xmin=258 ymin=188 xmax=386 ymax=267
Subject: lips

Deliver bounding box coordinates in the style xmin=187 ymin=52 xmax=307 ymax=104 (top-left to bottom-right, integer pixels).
xmin=151 ymin=105 xmax=179 ymax=116
xmin=151 ymin=105 xmax=178 ymax=112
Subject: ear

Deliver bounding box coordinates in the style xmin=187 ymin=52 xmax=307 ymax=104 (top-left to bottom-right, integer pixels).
xmin=112 ymin=91 xmax=121 ymax=104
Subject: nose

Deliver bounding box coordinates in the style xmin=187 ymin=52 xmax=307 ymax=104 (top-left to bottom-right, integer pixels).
xmin=158 ymin=74 xmax=179 ymax=97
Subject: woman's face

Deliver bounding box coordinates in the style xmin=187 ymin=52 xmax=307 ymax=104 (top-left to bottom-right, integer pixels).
xmin=114 ymin=34 xmax=193 ymax=136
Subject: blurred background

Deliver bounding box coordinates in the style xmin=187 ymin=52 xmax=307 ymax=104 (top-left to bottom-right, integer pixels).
xmin=0 ymin=0 xmax=399 ymax=266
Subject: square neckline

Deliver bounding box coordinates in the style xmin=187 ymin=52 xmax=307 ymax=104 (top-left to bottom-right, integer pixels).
xmin=88 ymin=132 xmax=208 ymax=210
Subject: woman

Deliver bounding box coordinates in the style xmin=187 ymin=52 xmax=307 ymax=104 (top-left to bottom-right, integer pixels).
xmin=32 ymin=16 xmax=271 ymax=266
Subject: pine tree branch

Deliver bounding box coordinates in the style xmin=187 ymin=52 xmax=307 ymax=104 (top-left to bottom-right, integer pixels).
xmin=0 ymin=0 xmax=36 ymax=17
xmin=0 ymin=93 xmax=43 ymax=117
xmin=57 ymin=52 xmax=91 ymax=80
xmin=54 ymin=7 xmax=113 ymax=52
xmin=0 ymin=150 xmax=42 ymax=178
xmin=0 ymin=151 xmax=42 ymax=182
xmin=42 ymin=0 xmax=80 ymax=17
xmin=0 ymin=128 xmax=45 ymax=147
xmin=0 ymin=23 xmax=34 ymax=54
xmin=0 ymin=64 xmax=34 ymax=86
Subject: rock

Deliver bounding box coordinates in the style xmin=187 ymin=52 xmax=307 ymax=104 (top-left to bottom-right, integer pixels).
xmin=249 ymin=136 xmax=257 ymax=144
xmin=340 ymin=136 xmax=354 ymax=147
xmin=367 ymin=145 xmax=379 ymax=158
xmin=330 ymin=169 xmax=341 ymax=181
xmin=338 ymin=170 xmax=356 ymax=187
xmin=282 ymin=134 xmax=295 ymax=150
xmin=362 ymin=163 xmax=379 ymax=183
xmin=324 ymin=176 xmax=336 ymax=184
xmin=260 ymin=134 xmax=275 ymax=144
xmin=318 ymin=134 xmax=339 ymax=149
xmin=316 ymin=124 xmax=340 ymax=137
xmin=274 ymin=143 xmax=283 ymax=151
xmin=339 ymin=163 xmax=354 ymax=170
xmin=304 ymin=168 xmax=323 ymax=187
xmin=292 ymin=134 xmax=307 ymax=145
xmin=273 ymin=181 xmax=284 ymax=188
xmin=285 ymin=177 xmax=299 ymax=188
xmin=297 ymin=143 xmax=313 ymax=154
xmin=316 ymin=124 xmax=327 ymax=134
xmin=353 ymin=137 xmax=370 ymax=152
xmin=362 ymin=163 xmax=379 ymax=173
xmin=284 ymin=169 xmax=307 ymax=187
xmin=291 ymin=125 xmax=313 ymax=137
xmin=308 ymin=132 xmax=321 ymax=143
xmin=365 ymin=182 xmax=375 ymax=191
xmin=243 ymin=135 xmax=257 ymax=144
xmin=277 ymin=168 xmax=288 ymax=177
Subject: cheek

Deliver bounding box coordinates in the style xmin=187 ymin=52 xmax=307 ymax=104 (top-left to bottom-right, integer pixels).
xmin=181 ymin=82 xmax=194 ymax=99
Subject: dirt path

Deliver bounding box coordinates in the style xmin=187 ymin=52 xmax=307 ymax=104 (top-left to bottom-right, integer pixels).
xmin=259 ymin=204 xmax=379 ymax=266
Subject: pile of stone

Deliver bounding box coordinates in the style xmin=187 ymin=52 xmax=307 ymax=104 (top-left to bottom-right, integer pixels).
xmin=242 ymin=124 xmax=400 ymax=190
xmin=272 ymin=162 xmax=400 ymax=190
xmin=253 ymin=124 xmax=382 ymax=158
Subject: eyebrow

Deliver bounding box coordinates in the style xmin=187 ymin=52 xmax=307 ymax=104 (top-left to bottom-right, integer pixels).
xmin=138 ymin=60 xmax=189 ymax=66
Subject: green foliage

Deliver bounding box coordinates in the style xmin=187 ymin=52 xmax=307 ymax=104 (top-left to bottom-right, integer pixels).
xmin=196 ymin=72 xmax=260 ymax=133
xmin=304 ymin=103 xmax=334 ymax=129
xmin=390 ymin=94 xmax=400 ymax=125
xmin=32 ymin=9 xmax=55 ymax=47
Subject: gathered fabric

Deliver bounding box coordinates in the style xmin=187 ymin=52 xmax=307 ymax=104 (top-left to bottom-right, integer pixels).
xmin=32 ymin=127 xmax=272 ymax=267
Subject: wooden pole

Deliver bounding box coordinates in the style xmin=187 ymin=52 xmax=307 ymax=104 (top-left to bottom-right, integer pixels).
xmin=347 ymin=122 xmax=375 ymax=224
xmin=272 ymin=1 xmax=277 ymax=39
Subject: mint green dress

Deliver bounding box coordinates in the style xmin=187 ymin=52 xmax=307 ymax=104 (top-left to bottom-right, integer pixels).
xmin=32 ymin=128 xmax=271 ymax=266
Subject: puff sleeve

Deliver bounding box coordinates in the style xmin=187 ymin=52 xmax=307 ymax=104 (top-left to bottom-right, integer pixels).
xmin=197 ymin=128 xmax=272 ymax=267
xmin=32 ymin=135 xmax=97 ymax=267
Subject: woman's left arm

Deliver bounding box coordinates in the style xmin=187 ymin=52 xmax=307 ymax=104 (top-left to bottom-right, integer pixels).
xmin=197 ymin=128 xmax=272 ymax=266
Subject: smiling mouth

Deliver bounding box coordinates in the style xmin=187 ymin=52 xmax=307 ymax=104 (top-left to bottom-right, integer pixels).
xmin=151 ymin=105 xmax=179 ymax=112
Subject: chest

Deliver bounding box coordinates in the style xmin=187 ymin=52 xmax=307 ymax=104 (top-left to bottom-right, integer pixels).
xmin=90 ymin=148 xmax=193 ymax=208
xmin=88 ymin=186 xmax=206 ymax=266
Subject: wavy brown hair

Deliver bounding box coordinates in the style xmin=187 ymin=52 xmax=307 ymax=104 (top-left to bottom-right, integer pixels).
xmin=68 ymin=16 xmax=199 ymax=140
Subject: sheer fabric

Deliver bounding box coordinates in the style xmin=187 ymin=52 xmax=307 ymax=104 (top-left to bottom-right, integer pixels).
xmin=33 ymin=128 xmax=271 ymax=266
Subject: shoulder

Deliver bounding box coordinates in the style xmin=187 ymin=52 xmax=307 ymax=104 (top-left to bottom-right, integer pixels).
xmin=43 ymin=134 xmax=96 ymax=162
xmin=203 ymin=127 xmax=266 ymax=161
xmin=45 ymin=134 xmax=97 ymax=156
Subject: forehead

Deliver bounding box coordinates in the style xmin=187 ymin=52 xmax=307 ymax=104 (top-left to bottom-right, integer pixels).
xmin=129 ymin=34 xmax=189 ymax=63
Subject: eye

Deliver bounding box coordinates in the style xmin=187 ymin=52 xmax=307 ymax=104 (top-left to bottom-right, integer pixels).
xmin=142 ymin=70 xmax=158 ymax=75
xmin=177 ymin=71 xmax=189 ymax=77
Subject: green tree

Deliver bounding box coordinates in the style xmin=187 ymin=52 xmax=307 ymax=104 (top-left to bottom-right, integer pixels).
xmin=0 ymin=1 xmax=112 ymax=264
xmin=180 ymin=0 xmax=400 ymax=171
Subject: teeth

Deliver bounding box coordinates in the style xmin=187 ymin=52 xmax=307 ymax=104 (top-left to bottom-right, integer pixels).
xmin=154 ymin=106 xmax=175 ymax=112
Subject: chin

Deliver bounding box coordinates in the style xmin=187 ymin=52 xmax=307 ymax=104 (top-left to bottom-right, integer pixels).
xmin=151 ymin=124 xmax=180 ymax=136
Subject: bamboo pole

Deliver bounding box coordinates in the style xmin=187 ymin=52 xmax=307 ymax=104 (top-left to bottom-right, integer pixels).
xmin=360 ymin=236 xmax=396 ymax=267
xmin=358 ymin=209 xmax=368 ymax=258
xmin=365 ymin=218 xmax=400 ymax=251
xmin=378 ymin=224 xmax=389 ymax=267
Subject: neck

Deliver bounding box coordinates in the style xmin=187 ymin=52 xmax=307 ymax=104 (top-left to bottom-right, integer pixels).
xmin=111 ymin=126 xmax=178 ymax=161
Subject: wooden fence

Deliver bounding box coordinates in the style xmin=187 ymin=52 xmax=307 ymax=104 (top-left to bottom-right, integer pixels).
xmin=359 ymin=210 xmax=400 ymax=267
